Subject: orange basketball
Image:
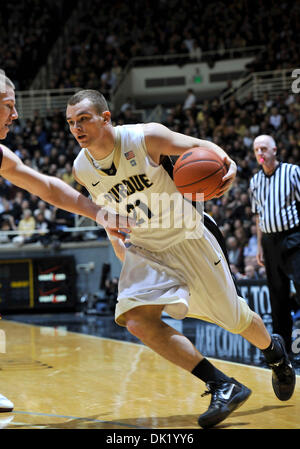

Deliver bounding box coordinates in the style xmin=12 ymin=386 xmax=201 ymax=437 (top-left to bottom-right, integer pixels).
xmin=173 ymin=147 xmax=227 ymax=201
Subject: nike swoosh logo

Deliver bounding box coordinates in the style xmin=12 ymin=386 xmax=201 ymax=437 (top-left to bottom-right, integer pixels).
xmin=214 ymin=259 xmax=221 ymax=266
xmin=222 ymin=384 xmax=235 ymax=400
xmin=39 ymin=287 xmax=60 ymax=296
xmin=39 ymin=265 xmax=61 ymax=274
xmin=92 ymin=181 xmax=100 ymax=186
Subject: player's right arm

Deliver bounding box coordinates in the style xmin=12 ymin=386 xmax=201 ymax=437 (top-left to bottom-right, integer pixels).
xmin=143 ymin=122 xmax=236 ymax=197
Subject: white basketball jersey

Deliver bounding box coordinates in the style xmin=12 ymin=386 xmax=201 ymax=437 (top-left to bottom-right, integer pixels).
xmin=73 ymin=124 xmax=202 ymax=251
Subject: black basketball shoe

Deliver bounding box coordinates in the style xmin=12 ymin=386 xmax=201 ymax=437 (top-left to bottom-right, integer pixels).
xmin=268 ymin=334 xmax=296 ymax=401
xmin=198 ymin=378 xmax=251 ymax=429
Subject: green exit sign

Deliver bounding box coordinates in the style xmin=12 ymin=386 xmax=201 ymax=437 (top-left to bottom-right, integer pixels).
xmin=194 ymin=76 xmax=202 ymax=83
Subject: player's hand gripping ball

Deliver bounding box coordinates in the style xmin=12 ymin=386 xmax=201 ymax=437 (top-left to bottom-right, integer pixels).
xmin=174 ymin=147 xmax=228 ymax=201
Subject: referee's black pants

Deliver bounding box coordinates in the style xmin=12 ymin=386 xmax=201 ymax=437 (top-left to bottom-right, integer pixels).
xmin=262 ymin=227 xmax=300 ymax=353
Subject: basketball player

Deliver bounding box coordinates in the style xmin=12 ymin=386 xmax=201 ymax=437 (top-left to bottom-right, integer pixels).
xmin=67 ymin=90 xmax=295 ymax=429
xmin=0 ymin=76 xmax=133 ymax=413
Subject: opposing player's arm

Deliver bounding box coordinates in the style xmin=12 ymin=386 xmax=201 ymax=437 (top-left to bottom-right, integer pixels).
xmin=0 ymin=146 xmax=133 ymax=236
xmin=143 ymin=122 xmax=236 ymax=195
xmin=0 ymin=146 xmax=100 ymax=220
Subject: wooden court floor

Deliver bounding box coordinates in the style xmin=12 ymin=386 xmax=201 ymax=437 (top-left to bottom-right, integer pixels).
xmin=0 ymin=319 xmax=299 ymax=430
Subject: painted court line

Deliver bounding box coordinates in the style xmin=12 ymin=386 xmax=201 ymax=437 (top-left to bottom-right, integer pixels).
xmin=12 ymin=410 xmax=148 ymax=429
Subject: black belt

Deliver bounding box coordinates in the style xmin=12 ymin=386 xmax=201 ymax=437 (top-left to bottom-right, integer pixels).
xmin=263 ymin=226 xmax=300 ymax=238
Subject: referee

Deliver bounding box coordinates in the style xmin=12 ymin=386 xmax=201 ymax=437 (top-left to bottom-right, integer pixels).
xmin=249 ymin=134 xmax=300 ymax=354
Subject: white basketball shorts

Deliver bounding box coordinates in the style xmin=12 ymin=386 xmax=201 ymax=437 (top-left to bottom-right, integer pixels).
xmin=115 ymin=225 xmax=254 ymax=334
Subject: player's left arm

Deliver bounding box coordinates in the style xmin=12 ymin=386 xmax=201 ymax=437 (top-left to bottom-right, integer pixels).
xmin=143 ymin=123 xmax=236 ymax=196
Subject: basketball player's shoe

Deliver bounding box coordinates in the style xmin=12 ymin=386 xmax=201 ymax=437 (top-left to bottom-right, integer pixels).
xmin=0 ymin=394 xmax=14 ymax=412
xmin=198 ymin=378 xmax=251 ymax=429
xmin=268 ymin=334 xmax=296 ymax=401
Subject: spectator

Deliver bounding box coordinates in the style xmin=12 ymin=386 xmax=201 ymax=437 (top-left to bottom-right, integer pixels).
xmin=27 ymin=211 xmax=52 ymax=247
xmin=243 ymin=130 xmax=253 ymax=149
xmin=183 ymin=89 xmax=196 ymax=111
xmin=50 ymin=206 xmax=75 ymax=243
xmin=105 ymin=277 xmax=119 ymax=312
xmin=269 ymin=107 xmax=282 ymax=130
xmin=230 ymin=263 xmax=245 ymax=281
xmin=0 ymin=219 xmax=14 ymax=243
xmin=243 ymin=223 xmax=259 ymax=268
xmin=34 ymin=200 xmax=52 ymax=221
xmin=244 ymin=264 xmax=259 ymax=280
xmin=189 ymin=41 xmax=202 ymax=62
xmin=0 ymin=178 xmax=11 ymax=198
xmin=120 ymin=97 xmax=135 ymax=114
xmin=62 ymin=162 xmax=76 ymax=187
xmin=226 ymin=236 xmax=243 ymax=269
xmin=51 ymin=206 xmax=74 ymax=228
xmin=12 ymin=208 xmax=36 ymax=245
xmin=258 ymin=266 xmax=267 ymax=280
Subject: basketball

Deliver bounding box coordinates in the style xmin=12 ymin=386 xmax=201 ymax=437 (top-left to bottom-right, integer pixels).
xmin=173 ymin=147 xmax=227 ymax=201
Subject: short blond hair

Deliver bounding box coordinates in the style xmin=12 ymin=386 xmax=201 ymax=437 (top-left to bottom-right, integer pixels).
xmin=67 ymin=90 xmax=109 ymax=114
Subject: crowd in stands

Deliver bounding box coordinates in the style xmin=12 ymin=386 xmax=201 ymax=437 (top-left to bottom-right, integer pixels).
xmin=1 ymin=1 xmax=72 ymax=90
xmin=1 ymin=86 xmax=299 ymax=284
xmin=47 ymin=0 xmax=300 ymax=99
xmin=1 ymin=0 xmax=299 ymax=284
xmin=2 ymin=0 xmax=299 ymax=102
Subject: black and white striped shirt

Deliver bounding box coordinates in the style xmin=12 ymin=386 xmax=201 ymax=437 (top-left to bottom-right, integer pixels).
xmin=250 ymin=162 xmax=300 ymax=233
